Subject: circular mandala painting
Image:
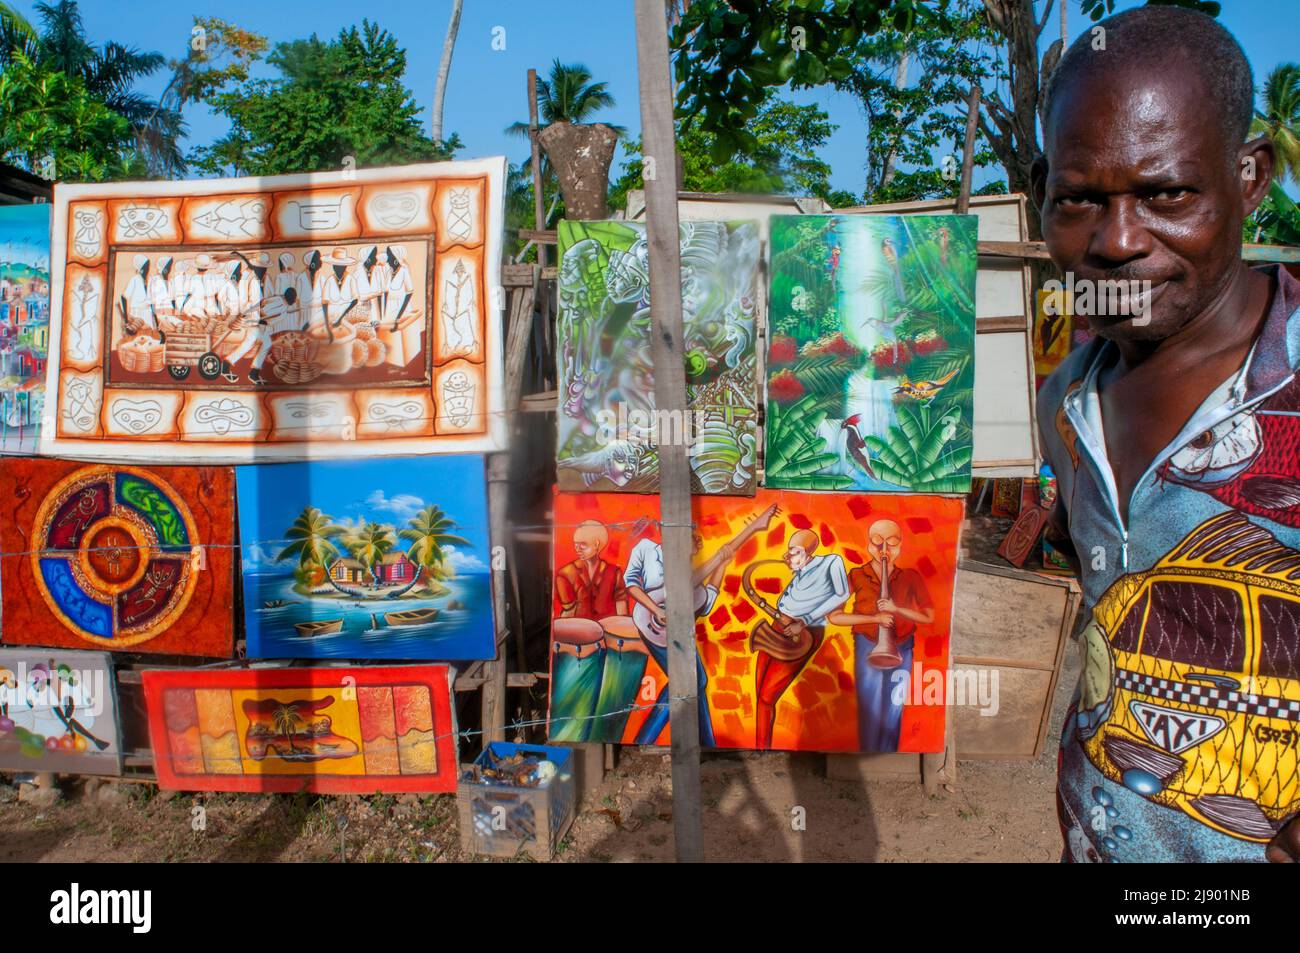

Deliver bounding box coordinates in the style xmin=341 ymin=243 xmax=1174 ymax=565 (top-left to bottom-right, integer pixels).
xmin=30 ymin=466 xmax=198 ymax=647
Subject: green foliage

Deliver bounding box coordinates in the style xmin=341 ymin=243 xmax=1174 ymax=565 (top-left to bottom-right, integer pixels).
xmin=1246 ymin=181 xmax=1300 ymax=246
xmin=864 ymin=401 xmax=971 ymax=492
xmin=1080 ymin=0 xmax=1221 ymax=20
xmin=610 ymin=92 xmax=843 ymax=209
xmin=765 ymin=394 xmax=854 ymax=490
xmin=276 ymin=506 xmax=344 ymax=571
xmin=398 ymin=504 xmax=471 ymax=575
xmin=670 ymin=0 xmax=926 ymax=163
xmin=1252 ymin=63 xmax=1300 ymax=188
xmin=0 ymin=0 xmax=174 ymax=178
xmin=0 ymin=49 xmax=140 ymax=181
xmin=838 ymin=0 xmax=1003 ymax=204
xmin=190 ymin=20 xmax=460 ymax=177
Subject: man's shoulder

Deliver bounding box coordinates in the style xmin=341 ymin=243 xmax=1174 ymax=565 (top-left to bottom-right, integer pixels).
xmin=1037 ymin=339 xmax=1103 ymax=420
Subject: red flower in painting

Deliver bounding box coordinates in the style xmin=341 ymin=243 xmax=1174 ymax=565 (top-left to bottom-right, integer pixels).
xmin=871 ymin=341 xmax=912 ymax=370
xmin=769 ymin=335 xmax=798 ymax=364
xmin=800 ymin=332 xmax=860 ymax=360
xmin=912 ymin=330 xmax=947 ymax=356
xmin=768 ymin=369 xmax=804 ymax=403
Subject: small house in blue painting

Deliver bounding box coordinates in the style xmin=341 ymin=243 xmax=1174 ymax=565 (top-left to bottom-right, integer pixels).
xmin=328 ymin=558 xmax=367 ymax=585
xmin=374 ymin=551 xmax=416 ymax=585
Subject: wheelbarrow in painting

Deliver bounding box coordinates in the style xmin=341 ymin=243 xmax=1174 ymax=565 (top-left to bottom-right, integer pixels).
xmin=41 ymin=158 xmax=507 ymax=462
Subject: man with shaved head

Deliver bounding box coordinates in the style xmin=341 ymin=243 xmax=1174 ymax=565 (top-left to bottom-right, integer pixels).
xmin=1034 ymin=6 xmax=1300 ymax=862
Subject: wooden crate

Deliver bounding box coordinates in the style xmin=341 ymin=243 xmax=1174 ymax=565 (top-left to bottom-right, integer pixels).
xmin=457 ymin=743 xmax=575 ymax=861
xmin=950 ymin=558 xmax=1080 ymax=760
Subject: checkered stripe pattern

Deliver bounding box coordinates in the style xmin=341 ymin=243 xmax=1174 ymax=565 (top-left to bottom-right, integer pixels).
xmin=1116 ymin=669 xmax=1300 ymax=723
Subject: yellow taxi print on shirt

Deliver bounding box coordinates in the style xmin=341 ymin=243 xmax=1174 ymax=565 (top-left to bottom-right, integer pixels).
xmin=1076 ymin=511 xmax=1300 ymax=842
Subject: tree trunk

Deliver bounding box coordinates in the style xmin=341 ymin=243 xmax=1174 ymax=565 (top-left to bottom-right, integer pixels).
xmin=979 ymin=0 xmax=1052 ymax=238
xmin=537 ymin=121 xmax=620 ymax=221
xmin=880 ymin=50 xmax=911 ymax=190
xmin=431 ymin=0 xmax=464 ymax=143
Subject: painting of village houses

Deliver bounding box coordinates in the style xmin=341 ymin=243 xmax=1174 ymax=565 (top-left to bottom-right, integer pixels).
xmin=41 ymin=159 xmax=506 ymax=461
xmin=765 ymin=215 xmax=977 ymax=493
xmin=0 ymin=204 xmax=51 ymax=454
xmin=236 ymin=456 xmax=494 ymax=660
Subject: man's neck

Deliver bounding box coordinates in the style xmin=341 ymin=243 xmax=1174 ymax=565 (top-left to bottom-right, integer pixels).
xmin=1112 ymin=261 xmax=1270 ymax=369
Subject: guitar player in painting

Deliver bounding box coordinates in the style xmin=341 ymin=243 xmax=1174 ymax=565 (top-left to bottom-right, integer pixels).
xmin=829 ymin=519 xmax=935 ymax=751
xmin=624 ymin=504 xmax=778 ymax=746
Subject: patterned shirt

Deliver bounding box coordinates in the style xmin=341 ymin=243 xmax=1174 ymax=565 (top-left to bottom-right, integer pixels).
xmin=1038 ymin=265 xmax=1300 ymax=862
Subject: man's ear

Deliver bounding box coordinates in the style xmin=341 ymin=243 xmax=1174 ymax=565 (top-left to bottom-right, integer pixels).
xmin=1239 ymin=135 xmax=1275 ymax=216
xmin=1030 ymin=155 xmax=1050 ymax=217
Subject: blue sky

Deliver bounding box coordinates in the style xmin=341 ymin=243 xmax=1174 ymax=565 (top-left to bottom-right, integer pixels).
xmin=0 ymin=204 xmax=51 ymax=269
xmin=235 ymin=456 xmax=490 ymax=572
xmin=9 ymin=1 xmax=1297 ymax=196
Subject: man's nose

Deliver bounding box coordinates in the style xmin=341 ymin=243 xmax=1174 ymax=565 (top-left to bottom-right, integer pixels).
xmin=1088 ymin=196 xmax=1152 ymax=266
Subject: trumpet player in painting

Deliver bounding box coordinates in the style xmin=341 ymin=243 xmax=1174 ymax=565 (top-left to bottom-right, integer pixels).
xmin=829 ymin=519 xmax=935 ymax=751
xmin=744 ymin=529 xmax=850 ymax=750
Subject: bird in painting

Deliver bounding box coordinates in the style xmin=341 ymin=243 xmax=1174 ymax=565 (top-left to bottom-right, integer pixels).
xmin=881 ymin=237 xmax=906 ymax=301
xmin=841 ymin=414 xmax=876 ymax=480
xmin=893 ymin=368 xmax=961 ymax=404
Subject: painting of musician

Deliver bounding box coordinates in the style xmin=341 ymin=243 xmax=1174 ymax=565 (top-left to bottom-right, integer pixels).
xmin=549 ymin=519 xmax=647 ymax=744
xmin=624 ymin=531 xmax=737 ymax=747
xmin=750 ymin=529 xmax=850 ymax=749
xmin=829 ymin=519 xmax=935 ymax=750
xmin=548 ymin=490 xmax=961 ymax=753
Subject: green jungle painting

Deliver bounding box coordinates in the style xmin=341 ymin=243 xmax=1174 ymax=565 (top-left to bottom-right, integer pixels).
xmin=765 ymin=214 xmax=977 ymax=493
xmin=556 ymin=219 xmax=760 ymax=495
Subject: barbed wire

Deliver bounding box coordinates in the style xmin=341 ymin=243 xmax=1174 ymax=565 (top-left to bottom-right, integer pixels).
xmin=0 ymin=517 xmax=742 ymax=560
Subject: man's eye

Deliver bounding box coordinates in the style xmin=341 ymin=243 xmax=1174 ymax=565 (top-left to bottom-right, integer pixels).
xmin=1148 ymin=188 xmax=1188 ymax=202
xmin=1055 ymin=195 xmax=1091 ymax=208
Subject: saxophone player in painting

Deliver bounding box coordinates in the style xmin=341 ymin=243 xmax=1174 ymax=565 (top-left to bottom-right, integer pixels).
xmin=745 ymin=529 xmax=850 ymax=750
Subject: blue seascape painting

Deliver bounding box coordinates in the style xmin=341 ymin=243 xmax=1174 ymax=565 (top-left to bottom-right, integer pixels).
xmin=236 ymin=455 xmax=494 ymax=660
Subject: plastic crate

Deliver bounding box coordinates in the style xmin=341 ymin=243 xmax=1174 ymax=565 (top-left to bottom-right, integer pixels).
xmin=457 ymin=742 xmax=575 ymax=861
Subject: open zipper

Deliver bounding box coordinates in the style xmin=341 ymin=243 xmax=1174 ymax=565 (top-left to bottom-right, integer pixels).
xmin=1063 ymin=339 xmax=1293 ymax=573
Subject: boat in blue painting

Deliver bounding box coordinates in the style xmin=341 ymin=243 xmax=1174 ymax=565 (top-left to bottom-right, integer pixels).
xmin=236 ymin=456 xmax=494 ymax=660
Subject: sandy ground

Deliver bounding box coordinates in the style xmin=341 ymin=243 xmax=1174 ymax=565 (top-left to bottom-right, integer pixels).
xmin=0 ymin=647 xmax=1078 ymax=864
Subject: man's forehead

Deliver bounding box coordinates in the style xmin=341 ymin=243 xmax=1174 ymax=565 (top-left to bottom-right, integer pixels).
xmin=1046 ymin=69 xmax=1229 ymax=171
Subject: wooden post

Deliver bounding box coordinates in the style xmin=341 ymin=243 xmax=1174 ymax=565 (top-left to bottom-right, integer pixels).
xmin=633 ymin=0 xmax=703 ymax=863
xmin=481 ymin=273 xmax=538 ymax=746
xmin=528 ymin=69 xmax=550 ymax=353
xmin=923 ymin=81 xmax=982 ymax=792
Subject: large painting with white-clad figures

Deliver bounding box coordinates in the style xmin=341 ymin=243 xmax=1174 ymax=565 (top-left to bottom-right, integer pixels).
xmin=41 ymin=159 xmax=506 ymax=462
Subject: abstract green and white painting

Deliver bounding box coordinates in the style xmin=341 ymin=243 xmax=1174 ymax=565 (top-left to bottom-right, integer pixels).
xmin=556 ymin=219 xmax=760 ymax=495
xmin=765 ymin=214 xmax=977 ymax=493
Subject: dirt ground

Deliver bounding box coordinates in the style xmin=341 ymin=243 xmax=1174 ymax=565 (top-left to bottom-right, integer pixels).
xmin=0 ymin=647 xmax=1078 ymax=864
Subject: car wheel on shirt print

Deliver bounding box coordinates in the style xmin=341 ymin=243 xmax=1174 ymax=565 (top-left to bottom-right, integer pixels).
xmin=1077 ymin=510 xmax=1300 ymax=843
